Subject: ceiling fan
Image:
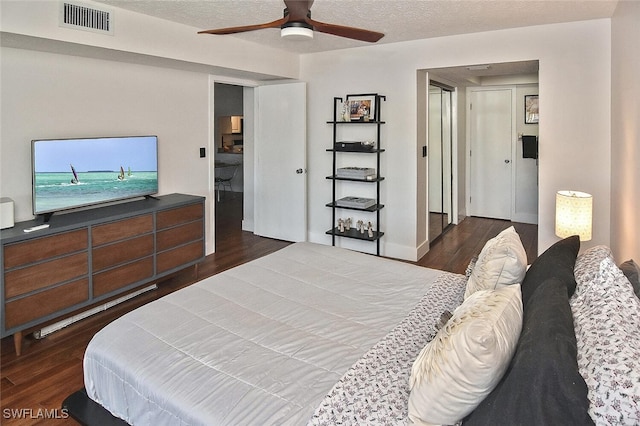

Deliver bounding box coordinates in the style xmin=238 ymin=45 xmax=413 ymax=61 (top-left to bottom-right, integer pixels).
xmin=198 ymin=0 xmax=384 ymax=43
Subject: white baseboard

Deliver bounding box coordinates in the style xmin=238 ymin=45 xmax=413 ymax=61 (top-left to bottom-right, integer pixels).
xmin=416 ymin=239 xmax=430 ymax=261
xmin=308 ymin=231 xmax=419 ymax=261
xmin=33 ymin=284 xmax=157 ymax=339
xmin=512 ymin=212 xmax=538 ymax=225
xmin=242 ymin=219 xmax=254 ymax=232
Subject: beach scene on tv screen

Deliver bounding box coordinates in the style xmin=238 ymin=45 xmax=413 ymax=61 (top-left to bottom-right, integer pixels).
xmin=33 ymin=136 xmax=158 ymax=214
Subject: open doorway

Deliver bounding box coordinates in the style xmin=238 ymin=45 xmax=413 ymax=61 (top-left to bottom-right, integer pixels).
xmin=214 ymin=83 xmax=244 ymax=247
xmin=210 ymin=80 xmax=307 ymax=253
xmin=419 ymin=60 xmax=539 ymax=257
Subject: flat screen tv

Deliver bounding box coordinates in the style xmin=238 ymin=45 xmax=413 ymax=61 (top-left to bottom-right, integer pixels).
xmin=32 ymin=136 xmax=158 ymax=217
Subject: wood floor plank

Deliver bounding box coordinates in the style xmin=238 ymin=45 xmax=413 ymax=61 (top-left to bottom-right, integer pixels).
xmin=1 ymin=361 xmax=82 ymax=425
xmin=417 ymin=216 xmax=537 ymax=273
xmin=1 ymin=192 xmax=536 ymax=424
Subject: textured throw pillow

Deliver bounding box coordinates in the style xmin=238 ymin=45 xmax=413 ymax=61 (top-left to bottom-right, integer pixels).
xmin=408 ymin=285 xmax=523 ymax=425
xmin=464 ymin=255 xmax=478 ymax=278
xmin=620 ymin=259 xmax=640 ymax=299
xmin=434 ymin=310 xmax=452 ymax=331
xmin=520 ymin=235 xmax=579 ymax=306
xmin=571 ymin=247 xmax=640 ymax=424
xmin=464 ymin=227 xmax=527 ymax=299
xmin=464 ymin=278 xmax=593 ymax=425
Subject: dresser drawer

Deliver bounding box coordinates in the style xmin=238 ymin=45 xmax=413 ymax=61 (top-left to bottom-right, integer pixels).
xmin=93 ymin=257 xmax=154 ymax=297
xmin=92 ymin=234 xmax=154 ymax=272
xmin=92 ymin=215 xmax=153 ymax=247
xmin=4 ymin=252 xmax=88 ymax=299
xmin=3 ymin=229 xmax=87 ymax=270
xmin=156 ymin=221 xmax=203 ymax=252
xmin=5 ymin=278 xmax=89 ymax=329
xmin=156 ymin=240 xmax=203 ymax=274
xmin=156 ymin=203 xmax=203 ymax=230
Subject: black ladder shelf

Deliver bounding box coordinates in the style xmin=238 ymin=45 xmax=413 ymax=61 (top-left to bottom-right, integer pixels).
xmin=326 ymin=94 xmax=386 ymax=256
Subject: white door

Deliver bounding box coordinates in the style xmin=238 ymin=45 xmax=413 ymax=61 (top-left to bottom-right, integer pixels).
xmin=254 ymin=82 xmax=307 ymax=241
xmin=469 ymin=88 xmax=514 ymax=220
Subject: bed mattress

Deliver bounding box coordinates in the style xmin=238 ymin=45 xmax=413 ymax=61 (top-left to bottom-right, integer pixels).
xmin=83 ymin=242 xmax=448 ymax=425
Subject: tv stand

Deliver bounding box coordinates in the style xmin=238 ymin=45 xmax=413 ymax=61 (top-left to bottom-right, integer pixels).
xmin=145 ymin=194 xmax=160 ymax=200
xmin=1 ymin=193 xmax=205 ymax=355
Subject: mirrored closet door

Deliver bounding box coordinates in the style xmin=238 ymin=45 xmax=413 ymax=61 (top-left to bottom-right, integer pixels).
xmin=428 ymin=83 xmax=453 ymax=242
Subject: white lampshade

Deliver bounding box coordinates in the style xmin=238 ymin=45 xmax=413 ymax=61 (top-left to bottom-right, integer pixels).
xmin=555 ymin=190 xmax=593 ymax=241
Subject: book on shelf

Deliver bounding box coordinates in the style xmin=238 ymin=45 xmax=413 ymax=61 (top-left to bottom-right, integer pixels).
xmin=335 ymin=196 xmax=376 ymax=209
xmin=336 ymin=167 xmax=376 ymax=179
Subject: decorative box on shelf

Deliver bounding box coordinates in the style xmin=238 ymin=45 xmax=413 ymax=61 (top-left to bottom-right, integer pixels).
xmin=335 ymin=196 xmax=376 ymax=209
xmin=336 ymin=167 xmax=376 ymax=180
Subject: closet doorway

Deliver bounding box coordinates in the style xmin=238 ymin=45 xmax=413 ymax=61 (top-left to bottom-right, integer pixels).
xmin=428 ymin=82 xmax=454 ymax=241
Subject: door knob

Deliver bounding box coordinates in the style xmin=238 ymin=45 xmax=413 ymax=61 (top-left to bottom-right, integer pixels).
xmin=504 ymin=159 xmax=511 ymax=164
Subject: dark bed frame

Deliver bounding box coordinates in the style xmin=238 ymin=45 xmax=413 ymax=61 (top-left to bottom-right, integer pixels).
xmin=62 ymin=389 xmax=128 ymax=426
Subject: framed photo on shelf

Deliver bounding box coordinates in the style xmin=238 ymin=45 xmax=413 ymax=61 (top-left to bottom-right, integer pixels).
xmin=346 ymin=93 xmax=377 ymax=121
xmin=524 ymin=94 xmax=539 ymax=124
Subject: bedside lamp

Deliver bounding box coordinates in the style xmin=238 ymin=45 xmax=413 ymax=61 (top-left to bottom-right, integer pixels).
xmin=555 ymin=190 xmax=592 ymax=241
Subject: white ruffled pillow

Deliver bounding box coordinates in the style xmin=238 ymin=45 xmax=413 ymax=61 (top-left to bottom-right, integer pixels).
xmin=464 ymin=226 xmax=527 ymax=299
xmin=408 ymin=285 xmax=523 ymax=425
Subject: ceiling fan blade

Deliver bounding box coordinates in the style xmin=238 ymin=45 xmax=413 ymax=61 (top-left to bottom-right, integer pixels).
xmin=307 ymin=18 xmax=384 ymax=43
xmin=198 ymin=16 xmax=289 ymax=35
xmin=199 ymin=0 xmax=383 ymax=43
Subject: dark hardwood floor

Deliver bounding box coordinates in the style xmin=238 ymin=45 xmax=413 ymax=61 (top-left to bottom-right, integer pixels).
xmin=418 ymin=216 xmax=538 ymax=273
xmin=0 ymin=192 xmax=536 ymax=425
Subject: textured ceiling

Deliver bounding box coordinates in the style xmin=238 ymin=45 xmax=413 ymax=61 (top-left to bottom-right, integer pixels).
xmin=94 ymin=0 xmax=618 ymax=54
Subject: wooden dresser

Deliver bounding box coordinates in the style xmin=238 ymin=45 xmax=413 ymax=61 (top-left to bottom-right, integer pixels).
xmin=0 ymin=193 xmax=205 ymax=355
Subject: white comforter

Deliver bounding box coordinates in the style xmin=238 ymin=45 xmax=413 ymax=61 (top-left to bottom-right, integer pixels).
xmin=84 ymin=242 xmax=445 ymax=425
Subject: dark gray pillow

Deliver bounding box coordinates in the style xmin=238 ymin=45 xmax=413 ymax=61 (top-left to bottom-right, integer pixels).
xmin=520 ymin=235 xmax=579 ymax=306
xmin=464 ymin=278 xmax=593 ymax=426
xmin=620 ymin=259 xmax=640 ymax=299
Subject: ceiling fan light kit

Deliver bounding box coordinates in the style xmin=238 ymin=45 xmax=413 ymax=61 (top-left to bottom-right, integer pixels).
xmin=198 ymin=0 xmax=384 ymax=43
xmin=281 ymin=22 xmax=314 ymax=39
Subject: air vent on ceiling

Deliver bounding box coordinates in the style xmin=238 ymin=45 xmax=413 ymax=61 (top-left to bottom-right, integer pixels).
xmin=59 ymin=2 xmax=114 ymax=35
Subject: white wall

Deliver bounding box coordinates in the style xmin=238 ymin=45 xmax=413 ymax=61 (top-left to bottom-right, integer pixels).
xmin=1 ymin=4 xmax=618 ymax=261
xmin=301 ymin=20 xmax=611 ymax=260
xmin=610 ymin=1 xmax=640 ymax=262
xmin=0 ymin=47 xmax=215 ymax=253
xmin=0 ymin=0 xmax=299 ymax=81
xmin=0 ymin=0 xmax=303 ymax=257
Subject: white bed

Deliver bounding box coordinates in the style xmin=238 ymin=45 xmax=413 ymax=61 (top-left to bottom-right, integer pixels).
xmin=83 ymin=242 xmax=463 ymax=425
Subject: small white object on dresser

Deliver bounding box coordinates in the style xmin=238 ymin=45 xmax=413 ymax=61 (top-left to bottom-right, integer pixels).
xmin=0 ymin=198 xmax=14 ymax=229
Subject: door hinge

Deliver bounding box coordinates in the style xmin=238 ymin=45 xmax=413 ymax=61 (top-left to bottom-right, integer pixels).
xmin=470 ymin=103 xmax=473 ymax=110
